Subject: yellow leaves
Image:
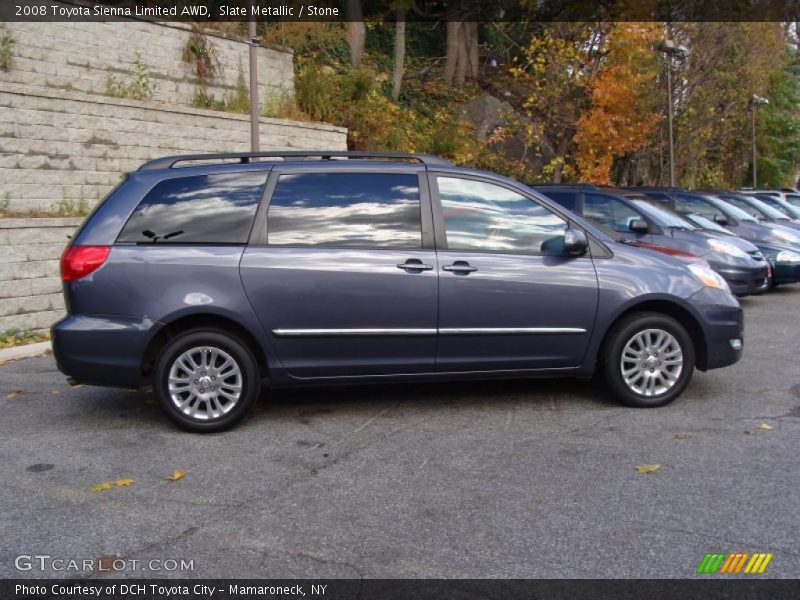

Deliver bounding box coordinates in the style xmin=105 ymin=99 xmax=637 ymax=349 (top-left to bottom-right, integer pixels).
xmin=635 ymin=464 xmax=661 ymax=474
xmin=756 ymin=422 xmax=774 ymax=431
xmin=90 ymin=478 xmax=134 ymax=492
xmin=165 ymin=469 xmax=185 ymax=482
xmin=674 ymin=432 xmax=693 ymax=440
xmin=5 ymin=389 xmax=23 ymax=399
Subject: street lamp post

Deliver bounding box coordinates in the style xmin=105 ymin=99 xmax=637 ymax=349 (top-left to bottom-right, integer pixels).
xmin=749 ymin=94 xmax=769 ymax=188
xmin=657 ymin=39 xmax=688 ymax=188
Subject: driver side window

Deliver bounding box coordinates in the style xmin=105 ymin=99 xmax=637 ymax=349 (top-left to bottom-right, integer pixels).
xmin=436 ymin=177 xmax=568 ymax=255
xmin=583 ymin=193 xmax=640 ymax=233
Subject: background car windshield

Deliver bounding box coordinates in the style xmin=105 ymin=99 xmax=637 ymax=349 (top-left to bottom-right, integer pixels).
xmin=786 ymin=194 xmax=800 ymax=207
xmin=684 ymin=213 xmax=733 ymax=234
xmin=722 ymin=195 xmax=787 ymax=220
xmin=630 ymin=199 xmax=696 ymax=229
xmin=712 ymin=198 xmax=760 ymax=222
xmin=438 ymin=177 xmax=567 ymax=254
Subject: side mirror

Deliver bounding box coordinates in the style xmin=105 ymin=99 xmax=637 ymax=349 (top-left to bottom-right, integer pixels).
xmin=564 ymin=228 xmax=588 ymax=256
xmin=629 ymin=219 xmax=649 ymax=233
xmin=714 ymin=214 xmax=729 ymax=226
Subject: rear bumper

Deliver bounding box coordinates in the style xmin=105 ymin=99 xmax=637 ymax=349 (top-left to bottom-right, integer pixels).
xmin=710 ymin=263 xmax=769 ymax=296
xmin=51 ymin=314 xmax=162 ymax=388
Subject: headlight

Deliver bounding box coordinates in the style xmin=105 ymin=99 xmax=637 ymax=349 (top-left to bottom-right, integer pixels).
xmin=770 ymin=229 xmax=800 ymax=244
xmin=707 ymin=238 xmax=749 ymax=259
xmin=688 ymin=263 xmax=729 ymax=290
xmin=776 ymin=250 xmax=800 ymax=263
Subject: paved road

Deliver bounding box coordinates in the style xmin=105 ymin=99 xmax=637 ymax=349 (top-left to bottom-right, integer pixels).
xmin=1 ymin=287 xmax=799 ymax=579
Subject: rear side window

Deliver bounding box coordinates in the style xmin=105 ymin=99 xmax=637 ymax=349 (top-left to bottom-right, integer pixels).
xmin=266 ymin=173 xmax=422 ymax=248
xmin=117 ymin=172 xmax=268 ymax=244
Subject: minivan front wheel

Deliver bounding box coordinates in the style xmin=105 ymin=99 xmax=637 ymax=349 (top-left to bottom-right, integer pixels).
xmin=603 ymin=312 xmax=695 ymax=408
xmin=154 ymin=329 xmax=260 ymax=432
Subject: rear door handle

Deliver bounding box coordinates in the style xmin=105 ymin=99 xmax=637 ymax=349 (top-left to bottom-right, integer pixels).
xmin=397 ymin=259 xmax=433 ymax=272
xmin=442 ymin=261 xmax=478 ymax=273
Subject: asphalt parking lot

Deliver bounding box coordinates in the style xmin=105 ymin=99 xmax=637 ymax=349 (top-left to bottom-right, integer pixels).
xmin=1 ymin=287 xmax=799 ymax=580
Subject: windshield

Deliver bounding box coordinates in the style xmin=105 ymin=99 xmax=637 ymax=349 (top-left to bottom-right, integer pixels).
xmin=711 ymin=197 xmax=758 ymax=222
xmin=684 ymin=213 xmax=733 ymax=234
xmin=630 ymin=199 xmax=696 ymax=229
xmin=786 ymin=194 xmax=800 ymax=207
xmin=724 ymin=194 xmax=789 ymax=220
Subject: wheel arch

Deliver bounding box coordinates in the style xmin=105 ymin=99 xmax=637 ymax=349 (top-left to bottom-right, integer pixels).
xmin=141 ymin=312 xmax=268 ymax=385
xmin=596 ymin=299 xmax=707 ymax=371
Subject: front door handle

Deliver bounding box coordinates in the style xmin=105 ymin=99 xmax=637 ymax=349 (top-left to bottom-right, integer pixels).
xmin=397 ymin=259 xmax=433 ymax=272
xmin=442 ymin=261 xmax=478 ymax=273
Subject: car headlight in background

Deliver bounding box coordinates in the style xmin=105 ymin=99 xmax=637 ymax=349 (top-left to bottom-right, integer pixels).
xmin=688 ymin=263 xmax=729 ymax=290
xmin=776 ymin=250 xmax=800 ymax=264
xmin=707 ymin=238 xmax=749 ymax=259
xmin=770 ymin=229 xmax=800 ymax=245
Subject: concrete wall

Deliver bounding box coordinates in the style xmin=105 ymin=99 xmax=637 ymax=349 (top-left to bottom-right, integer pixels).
xmin=0 ymin=82 xmax=347 ymax=213
xmin=0 ymin=17 xmax=294 ymax=107
xmin=0 ymin=217 xmax=80 ymax=332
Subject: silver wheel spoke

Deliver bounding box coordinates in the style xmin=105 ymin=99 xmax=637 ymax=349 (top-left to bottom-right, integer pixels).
xmin=619 ymin=328 xmax=684 ymax=398
xmin=168 ymin=345 xmax=243 ymax=422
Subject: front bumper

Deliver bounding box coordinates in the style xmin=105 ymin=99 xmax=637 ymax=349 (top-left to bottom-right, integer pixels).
xmin=688 ymin=287 xmax=744 ymax=371
xmin=51 ymin=314 xmax=162 ymax=388
xmin=710 ymin=262 xmax=769 ymax=296
xmin=772 ymin=262 xmax=800 ymax=285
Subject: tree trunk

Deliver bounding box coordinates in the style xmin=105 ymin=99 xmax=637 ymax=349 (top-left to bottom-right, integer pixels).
xmin=392 ymin=14 xmax=406 ymax=101
xmin=346 ymin=0 xmax=366 ymax=68
xmin=455 ymin=22 xmax=468 ymax=86
xmin=466 ymin=22 xmax=479 ymax=79
xmin=445 ymin=21 xmax=460 ymax=86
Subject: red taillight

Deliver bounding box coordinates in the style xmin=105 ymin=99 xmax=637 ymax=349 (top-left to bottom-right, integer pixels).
xmin=60 ymin=246 xmax=111 ymax=281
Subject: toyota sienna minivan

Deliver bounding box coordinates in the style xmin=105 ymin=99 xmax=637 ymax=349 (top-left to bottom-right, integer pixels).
xmin=53 ymin=152 xmax=744 ymax=431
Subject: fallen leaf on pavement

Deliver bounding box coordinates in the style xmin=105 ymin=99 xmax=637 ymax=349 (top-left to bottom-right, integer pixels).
xmin=674 ymin=432 xmax=693 ymax=440
xmin=756 ymin=422 xmax=774 ymax=431
xmin=165 ymin=469 xmax=185 ymax=482
xmin=90 ymin=482 xmax=113 ymax=493
xmin=6 ymin=389 xmax=24 ymax=399
xmin=94 ymin=554 xmax=121 ymax=575
xmin=635 ymin=464 xmax=661 ymax=474
xmin=114 ymin=478 xmax=135 ymax=487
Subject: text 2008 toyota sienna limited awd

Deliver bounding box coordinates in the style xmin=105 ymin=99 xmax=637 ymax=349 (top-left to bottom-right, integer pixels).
xmin=52 ymin=152 xmax=744 ymax=432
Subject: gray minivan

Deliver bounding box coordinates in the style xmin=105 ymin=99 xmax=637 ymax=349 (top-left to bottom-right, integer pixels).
xmin=53 ymin=152 xmax=743 ymax=431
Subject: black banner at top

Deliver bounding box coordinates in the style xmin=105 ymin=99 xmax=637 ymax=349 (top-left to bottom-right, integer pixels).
xmin=1 ymin=0 xmax=799 ymax=22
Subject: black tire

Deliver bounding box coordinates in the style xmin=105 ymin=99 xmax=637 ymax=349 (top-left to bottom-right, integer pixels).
xmin=602 ymin=312 xmax=695 ymax=408
xmin=153 ymin=329 xmax=260 ymax=432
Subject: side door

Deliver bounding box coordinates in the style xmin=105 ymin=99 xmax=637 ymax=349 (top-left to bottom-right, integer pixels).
xmin=583 ymin=192 xmax=654 ymax=242
xmin=240 ymin=168 xmax=438 ymax=378
xmin=431 ymin=174 xmax=599 ymax=372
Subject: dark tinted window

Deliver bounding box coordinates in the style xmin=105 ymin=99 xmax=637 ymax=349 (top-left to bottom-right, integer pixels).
xmin=674 ymin=194 xmax=719 ymax=219
xmin=267 ymin=173 xmax=421 ymax=248
xmin=539 ymin=190 xmax=579 ymax=211
xmin=118 ymin=172 xmax=267 ymax=244
xmin=583 ymin=193 xmax=640 ymax=232
xmin=438 ymin=177 xmax=568 ymax=255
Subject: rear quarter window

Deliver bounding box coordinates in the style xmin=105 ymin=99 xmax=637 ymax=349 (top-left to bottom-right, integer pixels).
xmin=117 ymin=171 xmax=268 ymax=244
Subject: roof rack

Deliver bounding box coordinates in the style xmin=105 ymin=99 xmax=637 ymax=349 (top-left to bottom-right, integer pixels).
xmin=138 ymin=151 xmax=452 ymax=171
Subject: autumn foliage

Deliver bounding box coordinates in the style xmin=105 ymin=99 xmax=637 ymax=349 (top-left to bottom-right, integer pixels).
xmin=574 ymin=23 xmax=662 ymax=184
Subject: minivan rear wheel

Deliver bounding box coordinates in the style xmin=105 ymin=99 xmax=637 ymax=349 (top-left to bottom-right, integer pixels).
xmin=603 ymin=312 xmax=695 ymax=408
xmin=154 ymin=329 xmax=260 ymax=432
